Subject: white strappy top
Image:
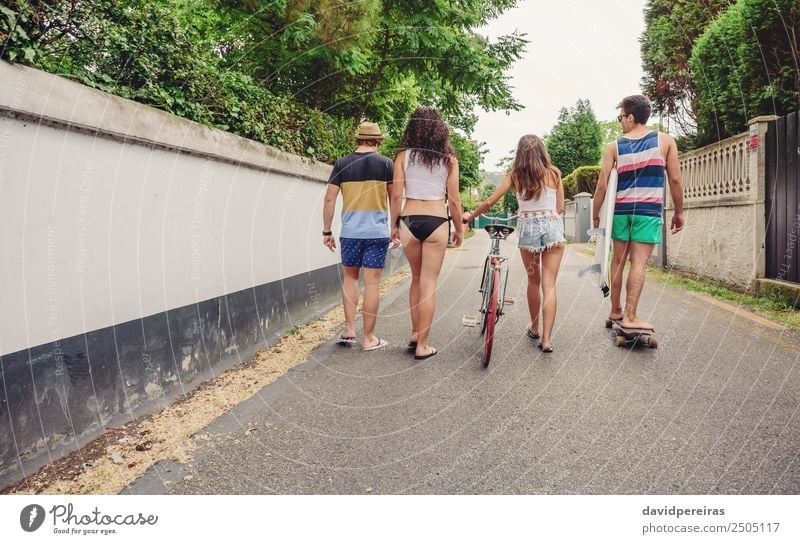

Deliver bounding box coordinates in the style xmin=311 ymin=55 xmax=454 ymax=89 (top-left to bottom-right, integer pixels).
xmin=403 ymin=150 xmax=448 ymax=200
xmin=517 ymin=186 xmax=557 ymax=212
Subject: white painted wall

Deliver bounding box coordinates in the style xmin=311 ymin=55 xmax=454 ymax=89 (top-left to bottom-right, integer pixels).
xmin=667 ymin=204 xmax=759 ymax=288
xmin=0 ymin=61 xmax=350 ymax=356
xmin=664 ymin=118 xmax=774 ymax=289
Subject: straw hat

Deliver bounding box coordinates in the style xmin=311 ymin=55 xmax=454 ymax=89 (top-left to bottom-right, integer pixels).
xmin=355 ymin=121 xmax=384 ymax=140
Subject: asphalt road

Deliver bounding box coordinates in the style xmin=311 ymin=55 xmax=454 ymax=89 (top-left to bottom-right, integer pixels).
xmin=124 ymin=231 xmax=800 ymax=494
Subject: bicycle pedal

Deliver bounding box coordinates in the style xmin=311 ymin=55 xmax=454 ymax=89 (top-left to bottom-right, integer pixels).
xmin=462 ymin=315 xmax=479 ymax=327
xmin=503 ymin=296 xmax=515 ymax=304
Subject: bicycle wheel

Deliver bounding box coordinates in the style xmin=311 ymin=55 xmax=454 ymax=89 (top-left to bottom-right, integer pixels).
xmin=483 ymin=267 xmax=500 ymax=368
xmin=480 ymin=259 xmax=491 ymax=336
xmin=479 ymin=257 xmax=490 ymax=335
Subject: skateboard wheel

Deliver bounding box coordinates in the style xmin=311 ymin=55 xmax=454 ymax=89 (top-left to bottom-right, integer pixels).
xmin=648 ymin=337 xmax=658 ymax=349
xmin=615 ymin=335 xmax=626 ymax=347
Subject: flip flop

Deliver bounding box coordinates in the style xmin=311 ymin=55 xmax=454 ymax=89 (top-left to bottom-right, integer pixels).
xmin=364 ymin=338 xmax=388 ymax=352
xmin=414 ymin=348 xmax=437 ymax=360
xmin=537 ymin=343 xmax=554 ymax=353
xmin=337 ymin=336 xmax=356 ymax=347
xmin=406 ymin=341 xmax=418 ymax=352
xmin=525 ymin=328 xmax=540 ymax=340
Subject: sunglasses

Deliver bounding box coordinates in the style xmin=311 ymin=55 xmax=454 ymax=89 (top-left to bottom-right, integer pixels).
xmin=617 ymin=113 xmax=631 ymax=122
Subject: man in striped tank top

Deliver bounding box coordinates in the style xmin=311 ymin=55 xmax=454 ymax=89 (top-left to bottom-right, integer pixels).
xmin=592 ymin=95 xmax=685 ymax=332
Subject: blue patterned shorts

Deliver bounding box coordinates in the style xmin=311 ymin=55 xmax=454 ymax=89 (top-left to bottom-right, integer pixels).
xmin=340 ymin=237 xmax=390 ymax=268
xmin=517 ymin=213 xmax=565 ymax=252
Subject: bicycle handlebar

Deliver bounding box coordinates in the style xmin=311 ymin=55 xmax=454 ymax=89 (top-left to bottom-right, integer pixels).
xmin=463 ymin=213 xmax=519 ymax=224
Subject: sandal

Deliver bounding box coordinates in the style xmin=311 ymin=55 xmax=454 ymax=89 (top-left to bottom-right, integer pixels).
xmin=537 ymin=343 xmax=554 ymax=353
xmin=414 ymin=348 xmax=437 ymax=360
xmin=525 ymin=327 xmax=540 ymax=340
xmin=364 ymin=338 xmax=389 ymax=352
xmin=406 ymin=340 xmax=418 ymax=352
xmin=337 ymin=335 xmax=357 ymax=347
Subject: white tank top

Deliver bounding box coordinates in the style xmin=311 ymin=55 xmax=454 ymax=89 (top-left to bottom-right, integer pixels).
xmin=403 ymin=150 xmax=448 ymax=200
xmin=517 ymin=186 xmax=557 ymax=212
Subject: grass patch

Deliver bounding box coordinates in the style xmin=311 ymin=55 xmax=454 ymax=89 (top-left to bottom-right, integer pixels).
xmin=648 ymin=268 xmax=800 ymax=330
xmin=574 ymin=244 xmax=800 ymax=331
xmin=464 ymin=229 xmax=476 ymax=240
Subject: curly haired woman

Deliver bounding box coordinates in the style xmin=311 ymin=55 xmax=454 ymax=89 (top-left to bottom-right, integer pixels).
xmin=390 ymin=107 xmax=464 ymax=360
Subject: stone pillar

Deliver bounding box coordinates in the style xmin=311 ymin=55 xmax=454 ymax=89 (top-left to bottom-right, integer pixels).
xmin=748 ymin=115 xmax=779 ymax=282
xmin=574 ymin=192 xmax=592 ymax=243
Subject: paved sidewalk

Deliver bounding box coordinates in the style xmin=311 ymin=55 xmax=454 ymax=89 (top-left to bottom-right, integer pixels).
xmin=124 ymin=231 xmax=800 ymax=494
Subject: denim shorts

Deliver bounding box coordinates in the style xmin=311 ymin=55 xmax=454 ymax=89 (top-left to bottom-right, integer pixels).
xmin=517 ymin=213 xmax=565 ymax=252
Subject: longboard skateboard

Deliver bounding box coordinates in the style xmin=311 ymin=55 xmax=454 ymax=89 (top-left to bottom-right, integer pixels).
xmin=578 ymin=168 xmax=618 ymax=297
xmin=612 ymin=323 xmax=658 ymax=349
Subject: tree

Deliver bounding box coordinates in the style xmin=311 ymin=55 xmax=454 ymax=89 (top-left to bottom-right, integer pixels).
xmin=690 ymin=0 xmax=800 ymax=143
xmin=0 ymin=0 xmax=523 ymax=173
xmin=640 ymin=0 xmax=732 ymax=135
xmin=598 ymin=119 xmax=622 ymax=148
xmin=478 ymin=182 xmax=505 ymax=213
xmin=545 ymin=99 xmax=602 ymax=175
xmin=598 ymin=119 xmax=667 ymax=148
xmin=216 ymin=0 xmax=527 ymax=135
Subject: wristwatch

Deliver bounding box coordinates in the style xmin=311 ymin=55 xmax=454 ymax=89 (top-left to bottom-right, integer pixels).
xmin=322 ymin=230 xmax=332 ymax=236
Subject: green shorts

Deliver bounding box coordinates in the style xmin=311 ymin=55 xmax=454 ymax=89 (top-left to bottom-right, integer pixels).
xmin=611 ymin=214 xmax=662 ymax=244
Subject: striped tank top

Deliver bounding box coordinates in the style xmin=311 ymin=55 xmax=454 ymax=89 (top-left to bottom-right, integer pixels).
xmin=615 ymin=131 xmax=665 ymax=218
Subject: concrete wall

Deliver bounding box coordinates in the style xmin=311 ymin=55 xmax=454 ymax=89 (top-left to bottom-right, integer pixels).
xmin=0 ymin=61 xmax=403 ymax=487
xmin=665 ymin=117 xmax=774 ymax=289
xmin=668 ymin=203 xmax=761 ymax=287
xmin=564 ymin=200 xmax=576 ymax=241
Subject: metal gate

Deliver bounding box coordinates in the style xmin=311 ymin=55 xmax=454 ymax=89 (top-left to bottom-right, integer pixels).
xmin=765 ymin=111 xmax=800 ymax=283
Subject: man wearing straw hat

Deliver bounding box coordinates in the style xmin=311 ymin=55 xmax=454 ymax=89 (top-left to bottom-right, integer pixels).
xmin=322 ymin=121 xmax=395 ymax=351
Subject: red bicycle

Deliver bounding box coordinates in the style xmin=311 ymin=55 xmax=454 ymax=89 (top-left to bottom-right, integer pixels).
xmin=472 ymin=217 xmax=515 ymax=368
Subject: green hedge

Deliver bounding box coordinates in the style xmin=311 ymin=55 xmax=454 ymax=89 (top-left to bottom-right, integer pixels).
xmin=563 ymin=165 xmax=600 ymax=200
xmin=0 ymin=0 xmax=352 ymax=164
xmin=562 ymin=171 xmax=577 ymax=200
xmin=690 ymin=0 xmax=800 ymax=143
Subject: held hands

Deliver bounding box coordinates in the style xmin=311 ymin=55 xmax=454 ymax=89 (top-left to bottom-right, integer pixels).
xmin=462 ymin=212 xmax=473 ymax=224
xmin=451 ymin=227 xmax=463 ymax=248
xmin=323 ymin=235 xmax=336 ymax=252
xmin=390 ymin=227 xmax=401 ymax=249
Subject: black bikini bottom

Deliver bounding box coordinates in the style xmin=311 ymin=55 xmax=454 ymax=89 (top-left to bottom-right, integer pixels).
xmin=400 ymin=215 xmax=448 ymax=241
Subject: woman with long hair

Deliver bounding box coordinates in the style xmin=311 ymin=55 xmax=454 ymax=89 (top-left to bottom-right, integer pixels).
xmin=464 ymin=134 xmax=565 ymax=352
xmin=390 ymin=107 xmax=463 ymax=360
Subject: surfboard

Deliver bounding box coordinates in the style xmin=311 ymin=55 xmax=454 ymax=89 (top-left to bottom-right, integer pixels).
xmin=578 ymin=168 xmax=618 ymax=297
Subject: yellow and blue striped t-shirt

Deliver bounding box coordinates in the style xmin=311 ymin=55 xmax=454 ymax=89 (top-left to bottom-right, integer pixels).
xmin=328 ymin=151 xmax=394 ymax=239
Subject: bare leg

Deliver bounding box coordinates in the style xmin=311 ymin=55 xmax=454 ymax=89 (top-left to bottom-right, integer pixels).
xmin=361 ymin=267 xmax=383 ymax=349
xmin=519 ymin=248 xmax=542 ymax=336
xmin=399 ymin=223 xmax=422 ymax=343
xmin=539 ymin=244 xmax=565 ymax=349
xmin=341 ymin=266 xmax=360 ymax=338
xmin=413 ymin=222 xmax=449 ymax=357
xmin=609 ymin=240 xmax=629 ymax=321
xmin=621 ymin=242 xmax=656 ymax=331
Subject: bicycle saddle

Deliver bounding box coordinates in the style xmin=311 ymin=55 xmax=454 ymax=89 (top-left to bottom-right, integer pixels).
xmin=484 ymin=224 xmax=514 ymax=239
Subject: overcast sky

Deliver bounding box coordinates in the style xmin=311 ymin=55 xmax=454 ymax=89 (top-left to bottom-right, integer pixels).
xmin=474 ymin=0 xmax=648 ymax=170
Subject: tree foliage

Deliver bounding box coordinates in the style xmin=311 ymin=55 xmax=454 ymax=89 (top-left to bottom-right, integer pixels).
xmin=640 ymin=0 xmax=732 ymax=135
xmin=642 ymin=0 xmax=799 ymax=146
xmin=598 ymin=119 xmax=667 ymax=148
xmin=218 ymin=0 xmax=527 ymax=137
xmin=545 ymin=99 xmax=602 ymax=175
xmin=690 ymin=0 xmax=800 ymax=143
xmin=0 ymin=0 xmax=524 ymax=181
